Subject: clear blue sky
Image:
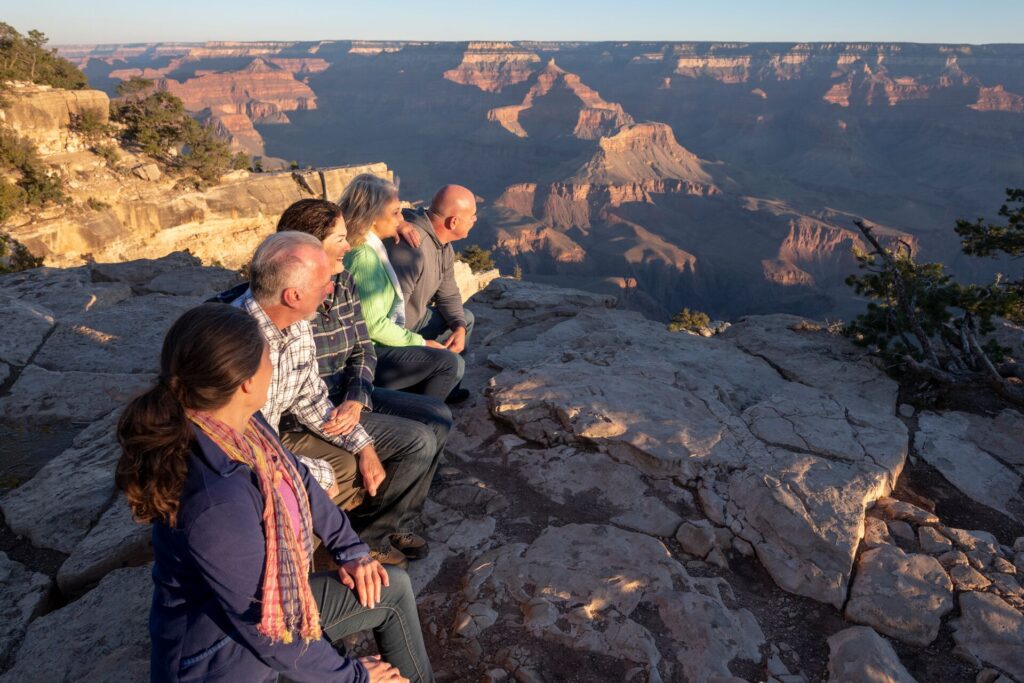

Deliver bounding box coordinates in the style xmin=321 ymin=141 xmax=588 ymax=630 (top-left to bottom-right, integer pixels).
xmin=6 ymin=0 xmax=1022 ymax=45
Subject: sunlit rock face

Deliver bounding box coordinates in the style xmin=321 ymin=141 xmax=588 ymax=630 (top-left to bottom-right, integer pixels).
xmin=444 ymin=42 xmax=541 ymax=92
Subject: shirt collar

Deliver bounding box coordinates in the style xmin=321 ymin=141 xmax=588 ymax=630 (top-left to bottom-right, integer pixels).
xmin=240 ymin=289 xmax=299 ymax=344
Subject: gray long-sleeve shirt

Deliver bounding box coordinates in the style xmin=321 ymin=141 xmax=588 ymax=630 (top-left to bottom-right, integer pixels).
xmin=387 ymin=207 xmax=467 ymax=332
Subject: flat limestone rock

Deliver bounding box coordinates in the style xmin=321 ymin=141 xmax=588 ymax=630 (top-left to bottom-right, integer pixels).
xmin=141 ymin=267 xmax=242 ymax=298
xmin=845 ymin=545 xmax=954 ymax=646
xmin=57 ymin=494 xmax=153 ymax=597
xmin=0 ymin=565 xmax=151 ymax=683
xmin=488 ymin=309 xmax=907 ymax=608
xmin=0 ymin=552 xmax=51 ymax=664
xmin=507 ymin=446 xmax=683 ymax=537
xmin=827 ymin=626 xmax=918 ymax=683
xmin=32 ymin=293 xmax=198 ymax=374
xmin=916 ymin=412 xmax=1024 ymax=523
xmin=461 ymin=523 xmax=764 ymax=681
xmin=0 ymin=365 xmax=153 ymax=423
xmin=89 ymin=251 xmax=201 ymax=287
xmin=0 ymin=265 xmax=133 ymax=316
xmin=952 ymin=591 xmax=1024 ymax=680
xmin=0 ymin=411 xmax=121 ymax=553
xmin=0 ymin=294 xmax=54 ymax=366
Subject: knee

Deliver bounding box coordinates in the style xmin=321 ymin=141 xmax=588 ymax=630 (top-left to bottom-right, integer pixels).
xmin=462 ymin=308 xmax=475 ymax=336
xmin=382 ymin=566 xmax=415 ymax=606
xmin=404 ymin=423 xmax=437 ymax=461
xmin=452 ymin=353 xmax=465 ymax=382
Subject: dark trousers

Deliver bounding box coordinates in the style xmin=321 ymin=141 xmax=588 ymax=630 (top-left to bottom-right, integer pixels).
xmin=309 ymin=567 xmax=434 ymax=682
xmin=414 ymin=306 xmax=475 ymax=346
xmin=373 ymin=344 xmax=463 ymax=401
xmin=283 ymin=391 xmax=451 ymax=548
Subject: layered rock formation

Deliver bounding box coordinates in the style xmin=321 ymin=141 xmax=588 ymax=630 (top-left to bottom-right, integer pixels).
xmin=443 ymin=42 xmax=541 ymax=92
xmin=487 ymin=59 xmax=634 ymax=139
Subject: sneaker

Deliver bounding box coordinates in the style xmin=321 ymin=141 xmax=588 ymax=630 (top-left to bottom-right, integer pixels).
xmin=369 ymin=545 xmax=408 ymax=569
xmin=445 ymin=388 xmax=471 ymax=405
xmin=389 ymin=532 xmax=430 ymax=560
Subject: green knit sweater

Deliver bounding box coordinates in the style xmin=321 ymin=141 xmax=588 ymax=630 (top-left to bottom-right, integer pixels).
xmin=343 ymin=244 xmax=425 ymax=347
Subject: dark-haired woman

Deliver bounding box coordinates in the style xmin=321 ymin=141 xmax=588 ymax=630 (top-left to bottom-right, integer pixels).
xmin=116 ymin=303 xmax=432 ymax=682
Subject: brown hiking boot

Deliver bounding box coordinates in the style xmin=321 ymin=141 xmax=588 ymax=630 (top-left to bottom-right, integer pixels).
xmin=390 ymin=532 xmax=429 ymax=560
xmin=369 ymin=545 xmax=408 ymax=569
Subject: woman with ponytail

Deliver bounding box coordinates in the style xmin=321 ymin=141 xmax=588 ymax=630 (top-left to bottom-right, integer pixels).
xmin=117 ymin=303 xmax=432 ymax=683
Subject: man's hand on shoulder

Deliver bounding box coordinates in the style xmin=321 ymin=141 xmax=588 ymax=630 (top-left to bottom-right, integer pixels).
xmin=444 ymin=326 xmax=467 ymax=354
xmin=394 ymin=221 xmax=421 ymax=249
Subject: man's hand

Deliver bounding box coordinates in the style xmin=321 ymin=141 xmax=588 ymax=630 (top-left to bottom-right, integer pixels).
xmin=424 ymin=339 xmax=446 ymax=350
xmin=322 ymin=400 xmax=363 ymax=436
xmin=394 ymin=221 xmax=421 ymax=248
xmin=444 ymin=326 xmax=467 ymax=354
xmin=359 ymin=655 xmax=408 ymax=682
xmin=339 ymin=555 xmax=390 ymax=609
xmin=358 ymin=445 xmax=386 ymax=496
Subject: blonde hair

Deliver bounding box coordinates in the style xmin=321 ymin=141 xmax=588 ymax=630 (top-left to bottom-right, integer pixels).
xmin=337 ymin=174 xmax=399 ymax=246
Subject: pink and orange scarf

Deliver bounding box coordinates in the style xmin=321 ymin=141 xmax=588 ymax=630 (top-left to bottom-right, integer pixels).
xmin=189 ymin=411 xmax=322 ymax=645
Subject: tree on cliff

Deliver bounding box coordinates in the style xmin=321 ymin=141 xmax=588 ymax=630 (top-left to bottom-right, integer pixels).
xmin=0 ymin=128 xmax=66 ymax=220
xmin=845 ymin=190 xmax=1023 ymax=405
xmin=111 ymin=86 xmax=233 ymax=189
xmin=0 ymin=24 xmax=87 ymax=90
xmin=457 ymin=244 xmax=496 ymax=273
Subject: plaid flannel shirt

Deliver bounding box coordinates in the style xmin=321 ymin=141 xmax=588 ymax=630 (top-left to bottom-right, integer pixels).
xmin=311 ymin=271 xmax=377 ymax=408
xmin=234 ymin=291 xmax=373 ymax=491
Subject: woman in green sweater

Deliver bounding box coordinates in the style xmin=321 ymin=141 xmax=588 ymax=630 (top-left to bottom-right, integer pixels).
xmin=340 ymin=174 xmax=463 ymax=401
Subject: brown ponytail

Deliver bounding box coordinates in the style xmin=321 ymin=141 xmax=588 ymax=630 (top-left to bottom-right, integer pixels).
xmin=116 ymin=303 xmax=264 ymax=526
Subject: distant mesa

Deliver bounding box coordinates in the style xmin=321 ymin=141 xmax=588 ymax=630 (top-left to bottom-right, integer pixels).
xmin=487 ymin=59 xmax=634 ymax=139
xmin=444 ymin=42 xmax=542 ymax=92
xmin=970 ymin=85 xmax=1024 ymax=113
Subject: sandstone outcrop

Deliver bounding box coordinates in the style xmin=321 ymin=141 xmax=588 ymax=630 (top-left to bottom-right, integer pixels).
xmin=7 ymin=163 xmax=392 ymax=268
xmin=0 ymin=82 xmax=110 ymax=155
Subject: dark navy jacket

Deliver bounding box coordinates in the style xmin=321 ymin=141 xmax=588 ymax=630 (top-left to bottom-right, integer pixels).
xmin=149 ymin=415 xmax=370 ymax=683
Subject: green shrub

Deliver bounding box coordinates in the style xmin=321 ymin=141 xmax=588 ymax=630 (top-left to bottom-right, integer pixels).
xmin=231 ymin=151 xmax=251 ymax=170
xmin=91 ymin=143 xmax=119 ymax=167
xmin=668 ymin=308 xmax=711 ymax=333
xmin=0 ymin=178 xmax=26 ymax=222
xmin=0 ymin=128 xmax=65 ymax=208
xmin=69 ymin=108 xmax=111 ymax=141
xmin=0 ymin=232 xmax=42 ymax=273
xmin=86 ymin=196 xmax=110 ymax=211
xmin=0 ymin=24 xmax=88 ymax=90
xmin=457 ymin=244 xmax=495 ymax=273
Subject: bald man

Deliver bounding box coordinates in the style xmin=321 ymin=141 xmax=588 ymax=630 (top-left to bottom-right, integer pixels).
xmin=387 ymin=184 xmax=477 ymax=363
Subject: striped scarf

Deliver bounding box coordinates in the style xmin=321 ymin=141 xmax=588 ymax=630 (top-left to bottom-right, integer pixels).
xmin=188 ymin=411 xmax=322 ymax=645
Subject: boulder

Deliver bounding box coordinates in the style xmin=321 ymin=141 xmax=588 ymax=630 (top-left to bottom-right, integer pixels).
xmin=948 ymin=564 xmax=991 ymax=591
xmin=863 ymin=517 xmax=893 ymax=549
xmin=675 ymin=520 xmax=717 ymax=558
xmin=916 ymin=412 xmax=1024 ymax=523
xmin=0 ymin=411 xmax=121 ymax=553
xmin=918 ymin=526 xmax=952 ymax=554
xmin=0 ymin=265 xmax=133 ymax=316
xmin=871 ymin=497 xmax=939 ymax=525
xmin=57 ymin=495 xmax=153 ymax=597
xmin=845 ymin=545 xmax=954 ymax=646
xmin=0 ymin=295 xmax=54 ymax=366
xmin=952 ymin=591 xmax=1024 ymax=680
xmin=0 ymin=552 xmax=51 ymax=664
xmin=827 ymin=626 xmax=918 ymax=683
xmin=0 ymin=565 xmax=151 ymax=683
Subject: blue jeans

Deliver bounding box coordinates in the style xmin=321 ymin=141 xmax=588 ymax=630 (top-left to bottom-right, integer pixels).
xmin=309 ymin=567 xmax=434 ymax=682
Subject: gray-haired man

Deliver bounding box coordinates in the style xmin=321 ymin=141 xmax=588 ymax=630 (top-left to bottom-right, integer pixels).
xmin=216 ymin=231 xmax=439 ymax=566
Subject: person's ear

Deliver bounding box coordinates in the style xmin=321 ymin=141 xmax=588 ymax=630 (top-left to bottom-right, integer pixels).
xmin=281 ymin=286 xmax=301 ymax=309
xmin=239 ymin=375 xmax=256 ymax=396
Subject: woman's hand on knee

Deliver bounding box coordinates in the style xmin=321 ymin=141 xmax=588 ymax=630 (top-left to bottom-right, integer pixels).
xmin=339 ymin=555 xmax=390 ymax=608
xmin=360 ymin=655 xmax=409 ymax=682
